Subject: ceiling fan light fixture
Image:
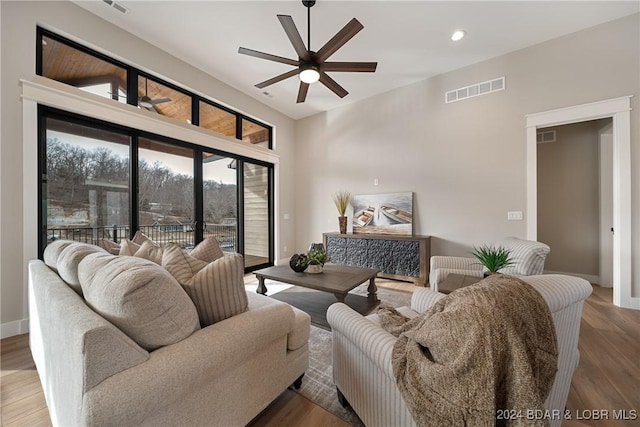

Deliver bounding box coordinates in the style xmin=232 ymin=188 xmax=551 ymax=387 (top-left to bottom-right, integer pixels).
xmin=299 ymin=63 xmax=320 ymax=84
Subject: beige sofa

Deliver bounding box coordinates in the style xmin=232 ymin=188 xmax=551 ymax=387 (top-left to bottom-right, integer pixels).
xmin=29 ymin=240 xmax=310 ymax=426
xmin=328 ymin=274 xmax=592 ymax=427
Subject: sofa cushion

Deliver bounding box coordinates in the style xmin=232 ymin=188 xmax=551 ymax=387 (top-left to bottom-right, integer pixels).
xmin=190 ymin=237 xmax=224 ymax=263
xmin=57 ymin=242 xmax=107 ymax=294
xmin=79 ymin=253 xmax=200 ymax=351
xmin=163 ymin=243 xmax=248 ymax=326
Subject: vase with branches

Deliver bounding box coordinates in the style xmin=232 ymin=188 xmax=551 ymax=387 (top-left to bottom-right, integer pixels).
xmin=332 ymin=190 xmax=352 ymax=234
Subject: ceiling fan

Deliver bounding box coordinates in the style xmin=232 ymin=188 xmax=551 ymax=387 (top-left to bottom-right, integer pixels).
xmin=238 ymin=0 xmax=377 ymax=103
xmin=139 ymin=78 xmax=171 ymax=112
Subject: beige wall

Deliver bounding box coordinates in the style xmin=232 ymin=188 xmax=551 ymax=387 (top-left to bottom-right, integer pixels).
xmin=294 ymin=14 xmax=639 ymax=297
xmin=0 ymin=1 xmax=296 ymax=333
xmin=537 ymin=121 xmax=601 ymax=277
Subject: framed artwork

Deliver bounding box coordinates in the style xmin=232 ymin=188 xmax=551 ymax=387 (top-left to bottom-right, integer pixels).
xmin=352 ymin=192 xmax=413 ymax=235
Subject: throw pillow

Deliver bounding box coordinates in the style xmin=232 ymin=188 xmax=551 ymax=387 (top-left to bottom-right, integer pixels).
xmin=119 ymin=239 xmax=141 ymax=256
xmin=43 ymin=240 xmax=75 ymax=271
xmin=98 ymin=238 xmax=121 ymax=255
xmin=190 ymin=237 xmax=224 ymax=263
xmin=134 ymin=240 xmax=163 ymax=265
xmin=162 ymin=242 xmax=209 ymax=284
xmin=132 ymin=230 xmax=152 ymax=245
xmin=184 ymin=253 xmax=248 ymax=326
xmin=79 ymin=253 xmax=200 ymax=351
xmin=162 ymin=243 xmax=248 ymax=326
xmin=57 ymin=242 xmax=107 ymax=295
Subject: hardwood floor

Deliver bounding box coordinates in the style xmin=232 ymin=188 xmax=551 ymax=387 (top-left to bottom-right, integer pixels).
xmin=2 ymin=284 xmax=638 ymax=426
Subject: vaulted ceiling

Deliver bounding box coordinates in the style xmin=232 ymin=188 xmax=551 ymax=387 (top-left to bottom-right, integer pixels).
xmin=72 ymin=1 xmax=639 ymax=120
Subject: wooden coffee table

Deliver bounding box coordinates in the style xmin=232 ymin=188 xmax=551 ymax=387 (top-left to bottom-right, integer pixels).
xmin=254 ymin=264 xmax=381 ymax=328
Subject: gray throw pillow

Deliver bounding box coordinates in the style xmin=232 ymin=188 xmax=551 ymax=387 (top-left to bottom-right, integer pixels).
xmin=79 ymin=254 xmax=200 ymax=351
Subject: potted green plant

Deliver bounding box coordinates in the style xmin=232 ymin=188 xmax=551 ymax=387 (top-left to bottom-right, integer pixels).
xmin=332 ymin=190 xmax=352 ymax=234
xmin=305 ymin=248 xmax=330 ymax=273
xmin=471 ymin=244 xmax=514 ymax=275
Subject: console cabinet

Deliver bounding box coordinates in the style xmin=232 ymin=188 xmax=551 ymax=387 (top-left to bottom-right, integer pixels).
xmin=323 ymin=233 xmax=430 ymax=285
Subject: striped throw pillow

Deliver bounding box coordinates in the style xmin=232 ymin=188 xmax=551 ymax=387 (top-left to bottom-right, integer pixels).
xmin=162 ymin=243 xmax=247 ymax=326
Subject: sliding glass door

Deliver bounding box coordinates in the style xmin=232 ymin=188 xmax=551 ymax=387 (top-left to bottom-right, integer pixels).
xmin=138 ymin=137 xmax=195 ymax=248
xmin=40 ymin=108 xmax=274 ymax=271
xmin=42 ymin=116 xmax=130 ymax=250
xmin=202 ymin=153 xmax=238 ymax=253
xmin=243 ymin=162 xmax=272 ymax=268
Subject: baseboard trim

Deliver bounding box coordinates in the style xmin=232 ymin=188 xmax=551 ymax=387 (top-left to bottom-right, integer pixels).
xmin=1 ymin=318 xmax=29 ymax=339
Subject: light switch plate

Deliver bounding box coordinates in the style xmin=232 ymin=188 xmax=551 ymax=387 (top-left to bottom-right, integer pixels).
xmin=507 ymin=211 xmax=523 ymax=221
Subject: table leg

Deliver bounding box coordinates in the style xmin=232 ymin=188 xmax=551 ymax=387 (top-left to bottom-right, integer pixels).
xmin=256 ymin=276 xmax=267 ymax=295
xmin=367 ymin=277 xmax=379 ymax=301
xmin=333 ymin=292 xmax=347 ymax=303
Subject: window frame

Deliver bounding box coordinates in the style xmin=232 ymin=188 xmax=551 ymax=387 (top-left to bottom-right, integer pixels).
xmin=37 ymin=27 xmax=273 ymax=149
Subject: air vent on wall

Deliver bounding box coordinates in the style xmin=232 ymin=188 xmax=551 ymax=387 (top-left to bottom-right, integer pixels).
xmin=102 ymin=0 xmax=128 ymax=14
xmin=537 ymin=130 xmax=557 ymax=144
xmin=445 ymin=76 xmax=505 ymax=104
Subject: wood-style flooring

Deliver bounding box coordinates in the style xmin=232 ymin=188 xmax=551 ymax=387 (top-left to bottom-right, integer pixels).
xmin=2 ymin=282 xmax=638 ymax=426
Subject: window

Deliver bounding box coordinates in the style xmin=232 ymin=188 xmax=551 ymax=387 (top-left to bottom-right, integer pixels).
xmin=38 ymin=28 xmax=273 ymax=149
xmin=138 ymin=137 xmax=195 ymax=248
xmin=203 ymin=153 xmax=238 ymax=252
xmin=43 ymin=115 xmax=130 ymax=249
xmin=40 ymin=34 xmax=127 ymax=103
xmin=242 ymin=118 xmax=270 ymax=147
xmin=38 ymin=28 xmax=276 ymax=269
xmin=199 ymin=101 xmax=236 ymax=138
xmin=137 ymin=76 xmax=192 ymax=123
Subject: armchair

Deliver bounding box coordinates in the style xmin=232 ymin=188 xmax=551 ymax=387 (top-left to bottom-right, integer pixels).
xmin=429 ymin=237 xmax=550 ymax=291
xmin=327 ymin=274 xmax=591 ymax=427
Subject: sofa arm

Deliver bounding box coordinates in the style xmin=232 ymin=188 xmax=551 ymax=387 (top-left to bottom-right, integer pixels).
xmin=83 ymin=301 xmax=296 ymax=426
xmin=430 ymin=255 xmax=482 ymax=271
xmin=327 ymin=303 xmax=396 ymax=376
xmin=429 ymin=268 xmax=484 ymax=291
xmin=411 ymin=287 xmax=447 ymax=313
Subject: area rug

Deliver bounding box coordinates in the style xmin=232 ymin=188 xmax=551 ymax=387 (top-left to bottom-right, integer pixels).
xmin=290 ymin=284 xmax=413 ymax=426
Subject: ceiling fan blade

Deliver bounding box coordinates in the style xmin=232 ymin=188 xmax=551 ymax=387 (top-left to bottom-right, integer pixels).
xmin=319 ymin=72 xmax=348 ymax=98
xmin=238 ymin=47 xmax=299 ymax=66
xmin=255 ymin=69 xmax=300 ymax=89
xmin=297 ymin=82 xmax=310 ymax=103
xmin=150 ymin=97 xmax=172 ymax=105
xmin=322 ymin=62 xmax=377 ymax=72
xmin=316 ymin=18 xmax=364 ymax=62
xmin=277 ymin=15 xmax=310 ymax=61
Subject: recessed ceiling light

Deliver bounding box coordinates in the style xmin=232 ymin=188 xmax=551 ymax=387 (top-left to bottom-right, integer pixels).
xmin=451 ymin=30 xmax=466 ymax=41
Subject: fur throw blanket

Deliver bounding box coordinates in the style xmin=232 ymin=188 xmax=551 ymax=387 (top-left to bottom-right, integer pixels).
xmin=378 ymin=274 xmax=558 ymax=427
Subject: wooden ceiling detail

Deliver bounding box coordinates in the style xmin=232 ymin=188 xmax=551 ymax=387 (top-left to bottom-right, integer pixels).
xmin=42 ymin=36 xmax=126 ymax=92
xmin=42 ymin=35 xmax=269 ymax=145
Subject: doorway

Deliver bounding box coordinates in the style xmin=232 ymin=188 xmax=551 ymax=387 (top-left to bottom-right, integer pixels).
xmin=536 ymin=119 xmax=612 ymax=286
xmin=525 ymin=96 xmax=635 ymax=309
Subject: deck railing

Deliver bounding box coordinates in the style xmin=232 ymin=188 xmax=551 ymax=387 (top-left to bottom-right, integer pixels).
xmin=47 ymin=223 xmax=237 ymax=251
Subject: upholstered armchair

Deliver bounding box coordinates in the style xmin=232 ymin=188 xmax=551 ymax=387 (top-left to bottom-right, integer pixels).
xmin=429 ymin=237 xmax=550 ymax=292
xmin=327 ymin=274 xmax=592 ymax=427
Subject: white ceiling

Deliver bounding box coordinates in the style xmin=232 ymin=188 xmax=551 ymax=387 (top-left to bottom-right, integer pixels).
xmin=72 ymin=1 xmax=639 ymax=120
